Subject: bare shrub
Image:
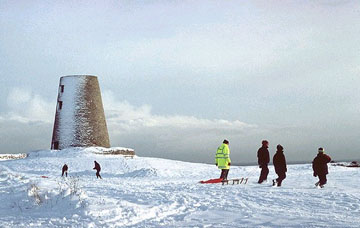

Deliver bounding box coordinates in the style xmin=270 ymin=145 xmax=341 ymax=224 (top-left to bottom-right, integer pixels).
xmin=67 ymin=176 xmax=80 ymax=195
xmin=55 ymin=176 xmax=86 ymax=208
xmin=28 ymin=184 xmax=42 ymax=205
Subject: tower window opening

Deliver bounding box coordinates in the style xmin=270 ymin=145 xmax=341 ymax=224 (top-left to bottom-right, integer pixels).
xmin=58 ymin=101 xmax=63 ymax=110
xmin=60 ymin=85 xmax=64 ymax=93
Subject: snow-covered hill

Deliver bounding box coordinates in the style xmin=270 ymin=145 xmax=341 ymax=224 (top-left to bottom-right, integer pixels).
xmin=0 ymin=147 xmax=359 ymax=227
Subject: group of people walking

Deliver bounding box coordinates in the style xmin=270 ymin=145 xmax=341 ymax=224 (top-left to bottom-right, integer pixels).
xmin=257 ymin=140 xmax=287 ymax=187
xmin=61 ymin=161 xmax=102 ymax=179
xmin=215 ymin=139 xmax=332 ymax=188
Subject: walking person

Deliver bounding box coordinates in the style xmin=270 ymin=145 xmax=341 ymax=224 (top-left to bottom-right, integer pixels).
xmin=272 ymin=144 xmax=287 ymax=187
xmin=93 ymin=161 xmax=102 ymax=179
xmin=215 ymin=139 xmax=231 ymax=180
xmin=62 ymin=164 xmax=68 ymax=177
xmin=312 ymin=148 xmax=331 ymax=188
xmin=257 ymin=140 xmax=270 ymax=183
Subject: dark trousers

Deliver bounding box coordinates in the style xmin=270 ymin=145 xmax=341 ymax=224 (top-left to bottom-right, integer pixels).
xmin=318 ymin=174 xmax=327 ymax=185
xmin=220 ymin=169 xmax=229 ymax=180
xmin=96 ymin=170 xmax=102 ymax=179
xmin=258 ymin=165 xmax=269 ymax=183
xmin=276 ymin=172 xmax=286 ymax=186
xmin=62 ymin=171 xmax=67 ymax=177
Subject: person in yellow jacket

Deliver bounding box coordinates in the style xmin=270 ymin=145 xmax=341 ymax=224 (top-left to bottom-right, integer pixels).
xmin=215 ymin=139 xmax=231 ymax=180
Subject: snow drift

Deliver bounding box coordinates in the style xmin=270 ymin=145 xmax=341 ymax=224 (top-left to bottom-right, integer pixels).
xmin=0 ymin=147 xmax=359 ymax=227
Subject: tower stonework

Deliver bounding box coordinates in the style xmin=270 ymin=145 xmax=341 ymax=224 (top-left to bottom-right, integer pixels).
xmin=51 ymin=75 xmax=110 ymax=150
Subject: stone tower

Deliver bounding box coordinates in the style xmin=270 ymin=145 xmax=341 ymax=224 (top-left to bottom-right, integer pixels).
xmin=51 ymin=75 xmax=110 ymax=150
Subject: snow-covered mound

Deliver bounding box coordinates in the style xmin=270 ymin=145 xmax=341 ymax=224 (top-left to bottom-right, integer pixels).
xmin=0 ymin=153 xmax=27 ymax=160
xmin=84 ymin=147 xmax=135 ymax=156
xmin=0 ymin=147 xmax=359 ymax=227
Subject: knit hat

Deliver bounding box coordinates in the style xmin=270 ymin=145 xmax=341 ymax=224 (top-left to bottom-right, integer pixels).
xmin=318 ymin=147 xmax=324 ymax=153
xmin=262 ymin=140 xmax=269 ymax=145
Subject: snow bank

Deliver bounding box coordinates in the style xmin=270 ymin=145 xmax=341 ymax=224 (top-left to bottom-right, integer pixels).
xmin=84 ymin=147 xmax=135 ymax=156
xmin=0 ymin=153 xmax=27 ymax=161
xmin=0 ymin=147 xmax=359 ymax=227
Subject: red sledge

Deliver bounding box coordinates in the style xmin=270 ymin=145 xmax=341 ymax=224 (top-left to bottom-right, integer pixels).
xmin=199 ymin=177 xmax=248 ymax=185
xmin=199 ymin=178 xmax=223 ymax=184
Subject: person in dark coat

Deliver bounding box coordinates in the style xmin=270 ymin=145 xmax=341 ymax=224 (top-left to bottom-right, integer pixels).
xmin=312 ymin=147 xmax=331 ymax=187
xmin=62 ymin=164 xmax=68 ymax=177
xmin=93 ymin=161 xmax=102 ymax=179
xmin=257 ymin=140 xmax=270 ymax=183
xmin=272 ymin=145 xmax=287 ymax=187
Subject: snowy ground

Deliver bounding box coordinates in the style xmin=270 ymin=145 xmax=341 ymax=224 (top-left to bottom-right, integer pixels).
xmin=0 ymin=148 xmax=359 ymax=228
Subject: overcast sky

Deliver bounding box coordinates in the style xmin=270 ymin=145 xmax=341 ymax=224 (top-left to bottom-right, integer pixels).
xmin=1 ymin=0 xmax=359 ymax=164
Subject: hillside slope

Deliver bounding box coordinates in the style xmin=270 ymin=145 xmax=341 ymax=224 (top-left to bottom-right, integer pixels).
xmin=0 ymin=147 xmax=359 ymax=227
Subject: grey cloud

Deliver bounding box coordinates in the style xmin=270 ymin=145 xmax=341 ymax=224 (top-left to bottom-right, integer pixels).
xmin=0 ymin=120 xmax=52 ymax=154
xmin=1 ymin=89 xmax=359 ymax=164
xmin=0 ymin=1 xmax=359 ymax=164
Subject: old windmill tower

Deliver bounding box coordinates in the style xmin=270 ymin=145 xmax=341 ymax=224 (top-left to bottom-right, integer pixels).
xmin=51 ymin=75 xmax=110 ymax=150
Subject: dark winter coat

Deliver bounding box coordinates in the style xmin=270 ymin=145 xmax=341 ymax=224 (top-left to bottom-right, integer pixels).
xmin=257 ymin=146 xmax=270 ymax=166
xmin=62 ymin=164 xmax=68 ymax=172
xmin=312 ymin=153 xmax=331 ymax=176
xmin=93 ymin=161 xmax=101 ymax=171
xmin=273 ymin=151 xmax=287 ymax=174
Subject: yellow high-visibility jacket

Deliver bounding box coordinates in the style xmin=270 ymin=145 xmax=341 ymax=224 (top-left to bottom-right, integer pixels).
xmin=215 ymin=143 xmax=231 ymax=170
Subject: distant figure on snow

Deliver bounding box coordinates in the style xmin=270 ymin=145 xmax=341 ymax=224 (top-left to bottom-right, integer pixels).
xmin=62 ymin=164 xmax=68 ymax=177
xmin=215 ymin=139 xmax=231 ymax=180
xmin=93 ymin=161 xmax=102 ymax=179
xmin=272 ymin=145 xmax=287 ymax=187
xmin=257 ymin=140 xmax=270 ymax=184
xmin=312 ymin=148 xmax=331 ymax=188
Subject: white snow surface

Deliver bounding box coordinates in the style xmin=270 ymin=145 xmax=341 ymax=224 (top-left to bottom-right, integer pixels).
xmin=0 ymin=147 xmax=359 ymax=227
